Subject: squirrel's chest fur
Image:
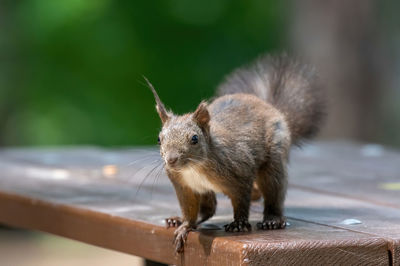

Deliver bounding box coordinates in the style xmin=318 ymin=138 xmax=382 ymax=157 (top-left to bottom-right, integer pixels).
xmin=179 ymin=167 xmax=222 ymax=194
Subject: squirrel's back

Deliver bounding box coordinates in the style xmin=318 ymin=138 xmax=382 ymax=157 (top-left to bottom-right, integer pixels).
xmin=216 ymin=54 xmax=325 ymax=145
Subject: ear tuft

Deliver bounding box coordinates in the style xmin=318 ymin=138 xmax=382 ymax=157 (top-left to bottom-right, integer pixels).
xmin=193 ymin=101 xmax=210 ymax=128
xmin=144 ymin=76 xmax=170 ymax=124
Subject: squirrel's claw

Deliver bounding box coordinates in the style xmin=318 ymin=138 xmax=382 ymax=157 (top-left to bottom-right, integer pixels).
xmin=256 ymin=216 xmax=286 ymax=230
xmin=224 ymin=220 xmax=251 ymax=232
xmin=165 ymin=216 xmax=183 ymax=228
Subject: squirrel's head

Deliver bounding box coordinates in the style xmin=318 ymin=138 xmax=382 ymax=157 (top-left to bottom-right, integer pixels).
xmin=146 ymin=78 xmax=210 ymax=170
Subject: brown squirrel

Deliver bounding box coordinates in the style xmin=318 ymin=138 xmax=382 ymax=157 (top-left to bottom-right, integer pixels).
xmin=147 ymin=54 xmax=325 ymax=253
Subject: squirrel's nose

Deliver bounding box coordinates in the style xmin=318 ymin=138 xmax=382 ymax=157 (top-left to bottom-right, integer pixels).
xmin=167 ymin=154 xmax=179 ymax=165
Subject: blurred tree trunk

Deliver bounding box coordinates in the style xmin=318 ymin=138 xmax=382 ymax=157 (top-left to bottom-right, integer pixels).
xmin=290 ymin=0 xmax=384 ymax=143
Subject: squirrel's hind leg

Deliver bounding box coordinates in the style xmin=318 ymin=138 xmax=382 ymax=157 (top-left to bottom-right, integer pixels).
xmin=255 ymin=158 xmax=288 ymax=230
xmin=251 ymin=182 xmax=262 ymax=201
xmin=197 ymin=191 xmax=217 ymax=225
xmin=169 ymin=191 xmax=216 ymax=228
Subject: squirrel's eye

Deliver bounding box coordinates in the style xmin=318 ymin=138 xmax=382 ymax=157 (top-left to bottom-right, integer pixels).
xmin=157 ymin=137 xmax=161 ymax=145
xmin=191 ymin=135 xmax=198 ymax=145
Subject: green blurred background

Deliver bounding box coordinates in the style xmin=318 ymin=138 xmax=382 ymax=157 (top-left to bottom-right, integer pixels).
xmin=0 ymin=0 xmax=287 ymax=146
xmin=0 ymin=0 xmax=399 ymax=147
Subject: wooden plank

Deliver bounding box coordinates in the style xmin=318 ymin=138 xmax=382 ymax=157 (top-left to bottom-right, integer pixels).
xmin=0 ymin=190 xmax=389 ymax=266
xmin=0 ymin=143 xmax=396 ymax=264
xmin=290 ymin=141 xmax=400 ymax=208
xmin=287 ymin=141 xmax=400 ymax=264
xmin=252 ymin=187 xmax=400 ymax=264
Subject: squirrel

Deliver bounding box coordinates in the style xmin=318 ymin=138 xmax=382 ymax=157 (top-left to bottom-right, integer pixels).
xmin=147 ymin=54 xmax=325 ymax=253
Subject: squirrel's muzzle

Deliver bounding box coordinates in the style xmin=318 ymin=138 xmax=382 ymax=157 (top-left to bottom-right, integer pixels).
xmin=166 ymin=153 xmax=179 ymax=166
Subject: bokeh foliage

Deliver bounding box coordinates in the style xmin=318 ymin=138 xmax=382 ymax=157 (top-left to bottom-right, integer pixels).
xmin=0 ymin=0 xmax=287 ymax=146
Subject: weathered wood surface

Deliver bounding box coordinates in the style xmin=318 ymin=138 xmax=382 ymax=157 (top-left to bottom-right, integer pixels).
xmin=0 ymin=142 xmax=398 ymax=265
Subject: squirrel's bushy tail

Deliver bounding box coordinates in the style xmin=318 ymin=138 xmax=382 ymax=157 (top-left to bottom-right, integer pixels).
xmin=216 ymin=54 xmax=326 ymax=145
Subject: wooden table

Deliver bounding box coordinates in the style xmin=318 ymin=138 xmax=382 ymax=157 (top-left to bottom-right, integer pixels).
xmin=0 ymin=142 xmax=399 ymax=265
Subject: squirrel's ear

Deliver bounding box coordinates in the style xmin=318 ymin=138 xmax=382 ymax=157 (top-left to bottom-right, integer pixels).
xmin=144 ymin=77 xmax=170 ymax=124
xmin=193 ymin=101 xmax=210 ymax=128
xmin=155 ymin=103 xmax=170 ymax=124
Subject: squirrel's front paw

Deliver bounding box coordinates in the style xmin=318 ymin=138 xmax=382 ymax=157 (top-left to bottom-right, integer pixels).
xmin=173 ymin=223 xmax=193 ymax=253
xmin=165 ymin=216 xmax=182 ymax=228
xmin=256 ymin=216 xmax=286 ymax=230
xmin=224 ymin=219 xmax=251 ymax=232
